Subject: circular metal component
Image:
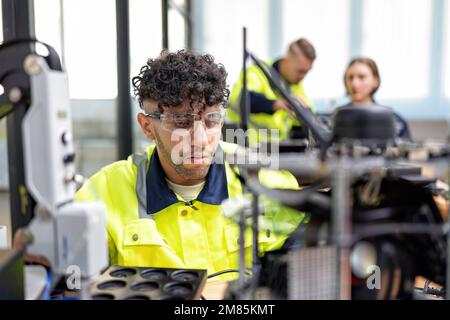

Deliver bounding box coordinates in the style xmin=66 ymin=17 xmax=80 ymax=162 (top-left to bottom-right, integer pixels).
xmin=171 ymin=270 xmax=198 ymax=282
xmin=130 ymin=281 xmax=159 ymax=292
xmin=163 ymin=282 xmax=193 ymax=296
xmin=8 ymin=87 xmax=22 ymax=103
xmin=350 ymin=241 xmax=378 ymax=279
xmin=132 ymin=233 xmax=139 ymax=241
xmin=181 ymin=210 xmax=188 ymax=216
xmin=140 ymin=269 xmax=168 ymax=282
xmin=73 ymin=174 xmax=86 ymax=187
xmin=24 ymin=54 xmax=42 ymax=76
xmin=110 ymin=268 xmax=137 ymax=278
xmin=97 ymin=280 xmax=127 ymax=290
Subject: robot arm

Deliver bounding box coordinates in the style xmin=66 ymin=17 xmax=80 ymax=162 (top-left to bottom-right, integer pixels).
xmin=0 ymin=39 xmax=108 ymax=297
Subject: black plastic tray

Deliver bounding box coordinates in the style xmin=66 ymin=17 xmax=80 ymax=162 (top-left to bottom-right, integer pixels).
xmin=89 ymin=265 xmax=207 ymax=300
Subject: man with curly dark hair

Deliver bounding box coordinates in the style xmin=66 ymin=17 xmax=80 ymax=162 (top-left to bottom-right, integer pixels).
xmin=75 ymin=50 xmax=306 ymax=281
xmin=133 ymin=50 xmax=230 ymax=185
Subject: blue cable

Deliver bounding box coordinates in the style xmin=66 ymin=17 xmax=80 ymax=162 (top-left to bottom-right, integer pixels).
xmin=42 ymin=268 xmax=52 ymax=300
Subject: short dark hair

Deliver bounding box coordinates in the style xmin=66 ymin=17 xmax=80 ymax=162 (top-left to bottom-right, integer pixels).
xmin=344 ymin=57 xmax=380 ymax=98
xmin=289 ymin=38 xmax=316 ymax=61
xmin=132 ymin=49 xmax=230 ymax=113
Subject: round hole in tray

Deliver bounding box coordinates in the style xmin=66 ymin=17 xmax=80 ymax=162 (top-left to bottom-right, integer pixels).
xmin=158 ymin=295 xmax=186 ymax=300
xmin=164 ymin=282 xmax=193 ymax=296
xmin=97 ymin=280 xmax=127 ymax=290
xmin=110 ymin=268 xmax=137 ymax=278
xmin=171 ymin=270 xmax=199 ymax=282
xmin=124 ymin=295 xmax=151 ymax=300
xmin=140 ymin=269 xmax=168 ymax=282
xmin=131 ymin=281 xmax=159 ymax=292
xmin=92 ymin=293 xmax=115 ymax=300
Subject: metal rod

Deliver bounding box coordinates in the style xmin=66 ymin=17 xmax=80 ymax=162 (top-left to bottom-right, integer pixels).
xmin=2 ymin=0 xmax=36 ymax=237
xmin=332 ymin=157 xmax=352 ymax=300
xmin=237 ymin=27 xmax=249 ymax=298
xmin=115 ymin=0 xmax=133 ymax=160
xmin=162 ymin=0 xmax=169 ymax=49
xmin=59 ymin=0 xmax=66 ymax=66
xmin=446 ymin=136 xmax=450 ymax=300
xmin=240 ymin=27 xmax=249 ymax=136
xmin=185 ymin=0 xmax=193 ymax=49
xmin=250 ymin=192 xmax=259 ymax=299
xmin=237 ymin=193 xmax=246 ymax=297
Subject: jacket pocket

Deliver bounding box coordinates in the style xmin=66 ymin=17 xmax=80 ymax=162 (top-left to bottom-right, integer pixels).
xmin=122 ymin=219 xmax=167 ymax=247
xmin=120 ymin=219 xmax=185 ymax=268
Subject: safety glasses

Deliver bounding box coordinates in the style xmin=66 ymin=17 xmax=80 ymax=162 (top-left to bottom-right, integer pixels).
xmin=143 ymin=108 xmax=225 ymax=134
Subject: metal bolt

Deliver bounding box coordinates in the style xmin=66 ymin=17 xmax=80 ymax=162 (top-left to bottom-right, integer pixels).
xmin=24 ymin=54 xmax=42 ymax=76
xmin=8 ymin=87 xmax=22 ymax=103
xmin=73 ymin=174 xmax=85 ymax=187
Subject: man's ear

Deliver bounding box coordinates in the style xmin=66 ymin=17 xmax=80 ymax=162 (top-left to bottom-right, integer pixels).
xmin=137 ymin=113 xmax=155 ymax=140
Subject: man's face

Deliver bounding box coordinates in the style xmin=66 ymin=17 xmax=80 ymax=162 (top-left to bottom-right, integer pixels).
xmin=138 ymin=100 xmax=223 ymax=183
xmin=285 ymin=49 xmax=313 ymax=84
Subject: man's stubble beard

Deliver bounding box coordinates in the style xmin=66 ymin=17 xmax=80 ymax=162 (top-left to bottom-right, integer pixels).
xmin=154 ymin=130 xmax=211 ymax=181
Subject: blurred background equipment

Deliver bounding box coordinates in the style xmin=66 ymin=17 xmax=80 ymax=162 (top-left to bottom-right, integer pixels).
xmin=223 ymin=32 xmax=449 ymax=299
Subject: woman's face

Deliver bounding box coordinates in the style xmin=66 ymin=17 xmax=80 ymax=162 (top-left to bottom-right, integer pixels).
xmin=345 ymin=62 xmax=379 ymax=104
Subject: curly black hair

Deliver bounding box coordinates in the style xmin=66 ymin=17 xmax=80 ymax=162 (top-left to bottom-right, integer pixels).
xmin=132 ymin=49 xmax=230 ymax=112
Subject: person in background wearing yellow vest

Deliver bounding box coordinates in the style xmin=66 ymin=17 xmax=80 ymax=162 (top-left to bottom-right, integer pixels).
xmin=75 ymin=50 xmax=307 ymax=279
xmin=228 ymin=38 xmax=316 ymax=143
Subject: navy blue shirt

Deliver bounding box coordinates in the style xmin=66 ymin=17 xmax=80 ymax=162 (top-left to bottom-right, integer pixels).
xmin=249 ymin=59 xmax=285 ymax=115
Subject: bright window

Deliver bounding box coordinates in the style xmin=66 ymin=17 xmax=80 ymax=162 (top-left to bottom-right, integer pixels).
xmin=129 ymin=0 xmax=163 ymax=84
xmin=169 ymin=0 xmax=187 ymax=51
xmin=362 ymin=0 xmax=432 ymax=99
xmin=63 ymin=0 xmax=117 ymax=99
xmin=34 ymin=0 xmax=62 ymax=58
xmin=283 ymin=0 xmax=350 ymax=101
xmin=444 ymin=0 xmax=450 ymax=98
xmin=203 ymin=0 xmax=270 ymax=86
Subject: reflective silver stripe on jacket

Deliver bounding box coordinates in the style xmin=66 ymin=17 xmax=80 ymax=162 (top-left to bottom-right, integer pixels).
xmin=131 ymin=152 xmax=152 ymax=219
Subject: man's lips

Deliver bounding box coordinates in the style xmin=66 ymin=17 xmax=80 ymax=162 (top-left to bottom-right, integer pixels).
xmin=182 ymin=152 xmax=212 ymax=163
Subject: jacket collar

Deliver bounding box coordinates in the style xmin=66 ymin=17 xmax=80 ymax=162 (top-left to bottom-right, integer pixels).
xmin=146 ymin=145 xmax=229 ymax=214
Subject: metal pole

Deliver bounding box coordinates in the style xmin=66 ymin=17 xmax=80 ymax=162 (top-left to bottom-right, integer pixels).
xmin=332 ymin=157 xmax=352 ymax=300
xmin=2 ymin=0 xmax=36 ymax=237
xmin=115 ymin=0 xmax=133 ymax=160
xmin=185 ymin=0 xmax=193 ymax=49
xmin=237 ymin=27 xmax=249 ymax=298
xmin=237 ymin=197 xmax=246 ymax=298
xmin=250 ymin=192 xmax=260 ymax=298
xmin=162 ymin=0 xmax=169 ymax=49
xmin=240 ymin=27 xmax=249 ymax=136
xmin=446 ymin=132 xmax=450 ymax=300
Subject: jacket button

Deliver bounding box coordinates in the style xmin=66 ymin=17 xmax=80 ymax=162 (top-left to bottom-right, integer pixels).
xmin=181 ymin=209 xmax=188 ymax=216
xmin=132 ymin=233 xmax=139 ymax=241
xmin=266 ymin=229 xmax=271 ymax=238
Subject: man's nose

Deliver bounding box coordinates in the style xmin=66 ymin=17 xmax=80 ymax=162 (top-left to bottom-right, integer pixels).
xmin=192 ymin=120 xmax=209 ymax=147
